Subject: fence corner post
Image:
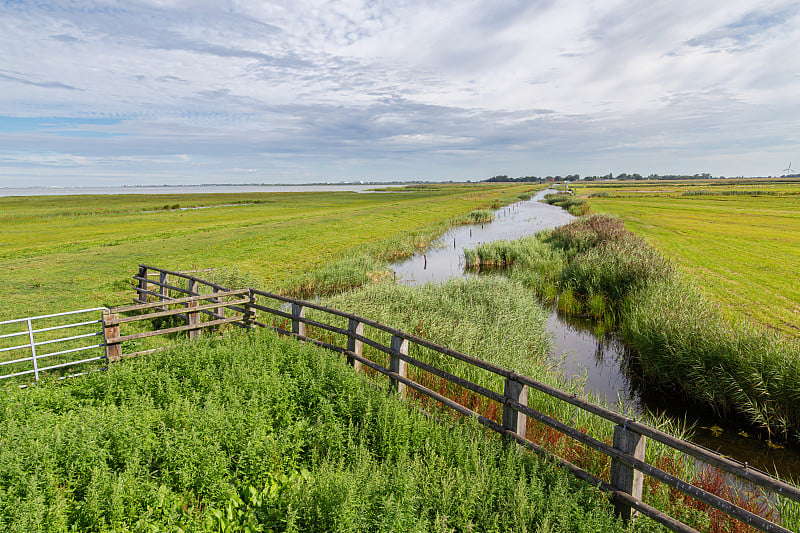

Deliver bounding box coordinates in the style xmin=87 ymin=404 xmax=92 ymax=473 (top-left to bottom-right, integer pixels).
xmin=610 ymin=423 xmax=647 ymax=522
xmin=102 ymin=310 xmax=122 ymax=362
xmin=291 ymin=303 xmax=306 ymax=338
xmin=389 ymin=335 xmax=408 ymax=398
xmin=347 ymin=318 xmax=363 ymax=371
xmin=502 ymin=376 xmax=528 ymax=444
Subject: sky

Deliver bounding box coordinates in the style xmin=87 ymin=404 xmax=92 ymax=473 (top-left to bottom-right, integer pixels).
xmin=1 ymin=0 xmax=799 ymax=186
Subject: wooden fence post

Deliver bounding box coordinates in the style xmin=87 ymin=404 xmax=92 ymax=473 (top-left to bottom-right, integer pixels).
xmin=158 ymin=271 xmax=169 ymax=310
xmin=135 ymin=265 xmax=148 ymax=303
xmin=187 ymin=297 xmax=200 ymax=340
xmin=347 ymin=318 xmax=363 ymax=371
xmin=187 ymin=279 xmax=200 ymax=339
xmin=102 ymin=311 xmax=122 ymax=362
xmin=503 ymin=377 xmax=528 ymax=442
xmin=291 ymin=304 xmax=306 ymax=337
xmin=213 ymin=287 xmax=223 ymax=320
xmin=243 ymin=290 xmax=256 ymax=328
xmin=390 ymin=335 xmax=408 ymax=398
xmin=610 ymin=423 xmax=647 ymax=522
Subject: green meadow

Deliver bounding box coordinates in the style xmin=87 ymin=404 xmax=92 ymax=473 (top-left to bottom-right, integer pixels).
xmin=570 ymin=179 xmax=800 ymax=338
xmin=0 ymin=183 xmax=535 ymax=321
xmin=3 ymin=182 xmax=799 ymax=531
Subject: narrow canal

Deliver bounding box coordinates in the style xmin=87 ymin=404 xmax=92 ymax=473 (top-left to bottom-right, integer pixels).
xmin=391 ymin=189 xmax=800 ymax=481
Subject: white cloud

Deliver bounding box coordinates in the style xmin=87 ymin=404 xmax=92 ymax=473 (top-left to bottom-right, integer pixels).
xmin=0 ymin=0 xmax=798 ymax=185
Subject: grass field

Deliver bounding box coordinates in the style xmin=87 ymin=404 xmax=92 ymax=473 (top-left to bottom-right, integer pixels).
xmin=0 ymin=183 xmax=536 ymax=321
xmin=4 ymin=181 xmax=799 ymax=530
xmin=570 ymin=180 xmax=800 ymax=338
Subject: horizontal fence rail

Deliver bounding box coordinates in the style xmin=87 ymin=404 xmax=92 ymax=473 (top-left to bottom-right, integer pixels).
xmin=0 ymin=307 xmax=109 ymax=383
xmin=104 ymin=286 xmax=255 ymax=361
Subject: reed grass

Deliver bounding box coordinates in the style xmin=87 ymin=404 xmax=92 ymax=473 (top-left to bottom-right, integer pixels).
xmin=461 ymin=208 xmax=495 ymax=224
xmin=543 ymin=193 xmax=590 ymax=216
xmin=569 ymin=180 xmax=800 ymax=339
xmin=465 ymin=214 xmax=800 ymax=441
xmin=622 ymin=278 xmax=800 ymax=439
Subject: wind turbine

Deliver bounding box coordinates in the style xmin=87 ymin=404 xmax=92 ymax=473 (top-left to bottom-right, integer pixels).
xmin=783 ymin=162 xmax=794 ymax=176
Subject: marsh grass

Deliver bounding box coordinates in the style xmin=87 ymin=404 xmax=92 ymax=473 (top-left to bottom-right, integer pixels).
xmin=543 ymin=193 xmax=590 ymax=216
xmin=465 ymin=214 xmax=800 ymax=442
xmin=460 ymin=208 xmax=494 ymax=224
xmin=622 ymin=278 xmax=800 ymax=439
xmin=569 ymin=181 xmax=800 ymax=339
xmin=283 ymin=190 xmax=539 ymax=297
xmin=0 ymin=184 xmax=538 ymax=321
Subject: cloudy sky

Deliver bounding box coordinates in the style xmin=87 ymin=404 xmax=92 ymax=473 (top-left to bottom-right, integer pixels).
xmin=1 ymin=0 xmax=799 ymax=186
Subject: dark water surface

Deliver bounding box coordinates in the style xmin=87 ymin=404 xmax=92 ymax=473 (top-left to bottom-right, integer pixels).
xmin=391 ymin=190 xmax=800 ymax=481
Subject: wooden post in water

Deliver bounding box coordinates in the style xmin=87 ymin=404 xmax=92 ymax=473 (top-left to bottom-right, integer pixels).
xmin=291 ymin=303 xmax=306 ymax=338
xmin=502 ymin=377 xmax=528 ymax=443
xmin=102 ymin=311 xmax=122 ymax=362
xmin=610 ymin=423 xmax=647 ymax=522
xmin=390 ymin=335 xmax=408 ymax=398
xmin=347 ymin=318 xmax=363 ymax=371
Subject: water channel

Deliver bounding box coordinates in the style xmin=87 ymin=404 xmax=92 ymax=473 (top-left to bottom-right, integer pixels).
xmin=391 ymin=189 xmax=800 ymax=481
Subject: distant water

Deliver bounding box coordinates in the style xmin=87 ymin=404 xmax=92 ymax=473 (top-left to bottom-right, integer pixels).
xmin=0 ymin=184 xmax=393 ymax=197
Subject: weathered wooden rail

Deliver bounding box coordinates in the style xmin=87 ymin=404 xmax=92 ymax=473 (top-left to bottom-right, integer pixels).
xmin=102 ymin=287 xmax=255 ymax=361
xmin=129 ymin=264 xmax=800 ymax=533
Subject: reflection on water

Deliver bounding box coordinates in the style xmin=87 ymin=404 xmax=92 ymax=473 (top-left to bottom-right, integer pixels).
xmin=392 ymin=190 xmax=572 ymax=285
xmin=391 ymin=189 xmax=800 ymax=481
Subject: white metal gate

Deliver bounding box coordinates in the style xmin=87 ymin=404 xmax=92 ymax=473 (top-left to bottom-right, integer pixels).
xmin=0 ymin=307 xmax=108 ymax=382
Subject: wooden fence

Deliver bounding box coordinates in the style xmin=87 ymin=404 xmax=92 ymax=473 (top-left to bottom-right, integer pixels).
xmin=125 ymin=264 xmax=800 ymax=533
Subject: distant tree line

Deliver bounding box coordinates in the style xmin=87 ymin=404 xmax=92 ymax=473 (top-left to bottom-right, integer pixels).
xmin=481 ymin=172 xmax=777 ymax=182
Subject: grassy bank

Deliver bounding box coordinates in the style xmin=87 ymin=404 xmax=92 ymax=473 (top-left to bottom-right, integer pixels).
xmin=0 ymin=183 xmax=537 ymax=320
xmin=568 ymin=179 xmax=800 ymax=339
xmin=464 ymin=216 xmax=800 ymax=444
xmin=0 ymin=327 xmax=631 ymax=532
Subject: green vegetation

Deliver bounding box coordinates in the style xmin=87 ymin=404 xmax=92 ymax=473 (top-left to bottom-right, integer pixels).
xmin=0 ymin=183 xmax=538 ymax=320
xmin=0 ymin=329 xmax=629 ymax=532
xmin=567 ymin=180 xmax=800 ymax=339
xmin=542 ymin=193 xmax=589 ymax=216
xmin=464 ymin=215 xmax=800 ymax=441
xmin=4 ymin=181 xmax=798 ymax=531
xmin=623 ymin=277 xmax=800 ymax=439
xmin=462 ymin=208 xmax=494 ymax=224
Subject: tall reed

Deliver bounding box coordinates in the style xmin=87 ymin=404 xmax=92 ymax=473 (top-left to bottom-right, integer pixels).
xmin=465 ymin=214 xmax=800 ymax=441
